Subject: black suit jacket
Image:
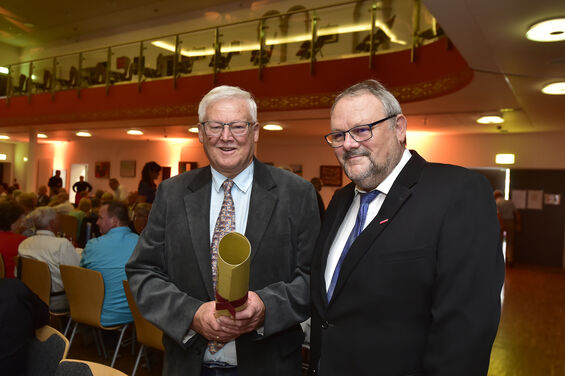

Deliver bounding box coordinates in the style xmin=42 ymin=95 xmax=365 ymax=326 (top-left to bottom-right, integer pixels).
xmin=126 ymin=159 xmax=320 ymax=375
xmin=309 ymin=151 xmax=504 ymax=376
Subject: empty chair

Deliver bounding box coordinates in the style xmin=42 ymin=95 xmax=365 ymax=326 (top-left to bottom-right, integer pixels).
xmin=55 ymin=359 xmax=128 ymax=376
xmin=57 ymin=214 xmax=79 ymax=243
xmin=26 ymin=325 xmax=69 ymax=376
xmin=123 ymin=280 xmax=164 ymax=376
xmin=60 ymin=264 xmax=131 ymax=368
xmin=12 ymin=73 xmax=28 ymax=95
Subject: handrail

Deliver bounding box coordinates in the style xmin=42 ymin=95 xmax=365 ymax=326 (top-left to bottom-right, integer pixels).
xmin=1 ymin=0 xmax=441 ymax=100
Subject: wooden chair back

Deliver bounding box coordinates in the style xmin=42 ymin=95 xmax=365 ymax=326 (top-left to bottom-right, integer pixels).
xmin=122 ymin=280 xmax=164 ymax=351
xmin=17 ymin=256 xmax=51 ymax=306
xmin=59 ymin=264 xmax=104 ymax=327
xmin=57 ymin=214 xmax=78 ymax=242
xmin=55 ymin=359 xmax=128 ymax=376
xmin=27 ymin=325 xmax=69 ymax=376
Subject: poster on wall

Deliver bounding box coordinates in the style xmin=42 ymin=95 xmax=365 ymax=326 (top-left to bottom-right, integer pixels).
xmin=527 ymin=190 xmax=543 ymax=210
xmin=320 ymin=165 xmax=342 ymax=187
xmin=512 ymin=190 xmax=527 ymax=209
xmin=120 ymin=160 xmax=136 ymax=177
xmin=95 ymin=161 xmax=110 ymax=178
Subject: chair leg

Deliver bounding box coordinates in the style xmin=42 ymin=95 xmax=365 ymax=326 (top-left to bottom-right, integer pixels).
xmin=92 ymin=327 xmax=103 ymax=357
xmin=68 ymin=322 xmax=79 ymax=349
xmin=63 ymin=317 xmax=73 ymax=337
xmin=143 ymin=346 xmax=152 ymax=373
xmin=96 ymin=328 xmax=108 ymax=359
xmin=110 ymin=324 xmax=129 ymax=368
xmin=132 ymin=344 xmax=144 ymax=376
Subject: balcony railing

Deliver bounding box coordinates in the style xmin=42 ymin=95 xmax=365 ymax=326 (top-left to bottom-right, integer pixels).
xmin=0 ymin=0 xmax=442 ymax=101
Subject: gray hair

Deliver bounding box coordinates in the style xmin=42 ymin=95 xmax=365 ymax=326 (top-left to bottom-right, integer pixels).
xmin=331 ymin=79 xmax=403 ymax=125
xmin=198 ymin=85 xmax=257 ymax=123
xmin=30 ymin=206 xmax=58 ymax=230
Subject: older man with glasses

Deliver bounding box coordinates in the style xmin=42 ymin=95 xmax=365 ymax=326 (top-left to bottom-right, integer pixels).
xmin=308 ymin=79 xmax=504 ymax=376
xmin=127 ymin=85 xmax=320 ymax=376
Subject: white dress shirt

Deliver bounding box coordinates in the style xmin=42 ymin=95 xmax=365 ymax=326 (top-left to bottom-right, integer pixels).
xmin=324 ymin=149 xmax=412 ymax=292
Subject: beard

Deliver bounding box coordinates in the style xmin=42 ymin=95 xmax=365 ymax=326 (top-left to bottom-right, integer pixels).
xmin=341 ymin=147 xmax=400 ymax=190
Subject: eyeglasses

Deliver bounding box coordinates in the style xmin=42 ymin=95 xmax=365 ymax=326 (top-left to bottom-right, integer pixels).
xmin=324 ymin=114 xmax=397 ymax=148
xmin=201 ymin=121 xmax=253 ymax=137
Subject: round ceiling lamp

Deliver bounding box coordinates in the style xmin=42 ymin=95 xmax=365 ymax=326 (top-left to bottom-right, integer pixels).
xmin=76 ymin=131 xmax=92 ymax=137
xmin=127 ymin=129 xmax=144 ymax=135
xmin=263 ymin=123 xmax=284 ymax=131
xmin=526 ymin=18 xmax=565 ymax=42
xmin=542 ymin=82 xmax=565 ymax=95
xmin=188 ymin=127 xmax=199 ymax=133
xmin=477 ymin=115 xmax=504 ymax=124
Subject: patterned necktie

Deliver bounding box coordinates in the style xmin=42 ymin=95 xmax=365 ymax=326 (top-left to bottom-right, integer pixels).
xmin=208 ymin=179 xmax=235 ymax=354
xmin=327 ymin=190 xmax=380 ymax=301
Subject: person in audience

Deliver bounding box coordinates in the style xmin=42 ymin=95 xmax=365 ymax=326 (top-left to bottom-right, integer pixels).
xmin=109 ymin=178 xmax=128 ymax=202
xmin=101 ymin=191 xmax=114 ymax=205
xmin=138 ymin=161 xmax=161 ymax=203
xmin=49 ymin=189 xmax=70 ymax=207
xmin=127 ymin=85 xmax=320 ymax=375
xmin=78 ymin=198 xmax=101 ymax=248
xmin=72 ymin=176 xmax=93 ymax=206
xmin=68 ymin=198 xmax=92 ymax=241
xmin=310 ymin=177 xmax=325 ymax=220
xmin=18 ymin=206 xmax=81 ymax=312
xmin=0 ymin=201 xmax=26 ymax=278
xmin=494 ymin=190 xmax=521 ymax=266
xmin=37 ymin=185 xmax=50 ymax=207
xmin=80 ymin=201 xmax=138 ymax=326
xmin=47 ymin=170 xmax=63 ymax=197
xmin=308 ymin=80 xmax=505 ymax=376
xmin=129 ymin=202 xmax=151 ymax=235
xmin=0 ymin=278 xmax=50 ymax=376
xmin=15 ymin=192 xmax=38 ymax=237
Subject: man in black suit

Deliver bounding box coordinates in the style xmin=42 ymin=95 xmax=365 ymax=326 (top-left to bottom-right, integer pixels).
xmin=309 ymin=80 xmax=504 ymax=376
xmin=126 ymin=85 xmax=320 ymax=375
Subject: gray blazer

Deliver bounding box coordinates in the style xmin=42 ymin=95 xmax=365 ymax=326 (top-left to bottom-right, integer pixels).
xmin=126 ymin=158 xmax=320 ymax=375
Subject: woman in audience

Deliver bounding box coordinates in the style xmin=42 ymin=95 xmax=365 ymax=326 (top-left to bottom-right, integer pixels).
xmin=138 ymin=161 xmax=161 ymax=203
xmin=0 ymin=200 xmax=26 ymax=278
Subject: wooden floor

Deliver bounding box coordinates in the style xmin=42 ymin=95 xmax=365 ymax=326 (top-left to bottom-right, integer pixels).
xmin=64 ymin=265 xmax=565 ymax=375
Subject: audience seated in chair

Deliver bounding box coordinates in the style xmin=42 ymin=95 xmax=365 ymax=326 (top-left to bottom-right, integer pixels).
xmin=0 ymin=278 xmax=50 ymax=376
xmin=80 ymin=201 xmax=138 ymax=326
xmin=18 ymin=206 xmax=80 ymax=312
xmin=26 ymin=325 xmax=69 ymax=376
xmin=0 ymin=200 xmax=26 ymax=278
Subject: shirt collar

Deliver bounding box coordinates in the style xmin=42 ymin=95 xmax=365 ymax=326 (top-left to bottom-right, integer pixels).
xmin=35 ymin=229 xmax=55 ymax=237
xmin=355 ymin=148 xmax=412 ymax=196
xmin=211 ymin=161 xmax=254 ymax=194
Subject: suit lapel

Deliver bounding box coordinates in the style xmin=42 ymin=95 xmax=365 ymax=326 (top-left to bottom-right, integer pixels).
xmin=328 ymin=151 xmax=427 ymax=305
xmin=245 ymin=160 xmax=277 ymax=263
xmin=184 ymin=167 xmax=215 ymax=300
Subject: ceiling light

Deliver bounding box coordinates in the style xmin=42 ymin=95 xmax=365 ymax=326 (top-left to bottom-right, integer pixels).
xmin=263 ymin=124 xmax=284 ymax=131
xmin=542 ymin=82 xmax=565 ymax=95
xmin=37 ymin=133 xmax=48 ymax=139
xmin=496 ymin=154 xmax=515 ymax=165
xmin=76 ymin=131 xmax=92 ymax=137
xmin=0 ymin=67 xmax=8 ymax=74
xmin=188 ymin=127 xmax=199 ymax=133
xmin=526 ymin=18 xmax=565 ymax=42
xmin=127 ymin=129 xmax=144 ymax=135
xmin=0 ymin=154 xmax=6 ymax=161
xmin=23 ymin=157 xmax=28 ymax=162
xmin=0 ymin=135 xmax=10 ymax=140
xmin=477 ymin=115 xmax=504 ymax=124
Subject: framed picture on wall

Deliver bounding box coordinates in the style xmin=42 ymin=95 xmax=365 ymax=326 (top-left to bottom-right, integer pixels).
xmin=179 ymin=161 xmax=198 ymax=174
xmin=120 ymin=160 xmax=136 ymax=177
xmin=162 ymin=166 xmax=171 ymax=180
xmin=95 ymin=161 xmax=110 ymax=178
xmin=320 ymin=165 xmax=342 ymax=187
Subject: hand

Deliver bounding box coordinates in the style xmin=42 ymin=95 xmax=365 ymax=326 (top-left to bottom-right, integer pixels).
xmin=217 ymin=291 xmax=265 ymax=336
xmin=191 ymin=301 xmax=238 ymax=342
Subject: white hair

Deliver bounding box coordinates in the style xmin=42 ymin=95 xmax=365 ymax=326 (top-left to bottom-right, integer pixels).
xmin=198 ymin=85 xmax=257 ymax=123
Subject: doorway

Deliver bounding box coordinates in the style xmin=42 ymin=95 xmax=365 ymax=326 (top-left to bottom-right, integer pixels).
xmin=69 ymin=164 xmax=88 ymax=205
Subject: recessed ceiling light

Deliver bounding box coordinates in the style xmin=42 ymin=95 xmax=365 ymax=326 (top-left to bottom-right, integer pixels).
xmin=23 ymin=157 xmax=28 ymax=162
xmin=526 ymin=18 xmax=565 ymax=42
xmin=127 ymin=129 xmax=144 ymax=135
xmin=542 ymin=82 xmax=565 ymax=95
xmin=188 ymin=127 xmax=199 ymax=133
xmin=263 ymin=123 xmax=284 ymax=131
xmin=0 ymin=135 xmax=10 ymax=140
xmin=37 ymin=133 xmax=48 ymax=139
xmin=0 ymin=67 xmax=8 ymax=75
xmin=496 ymin=154 xmax=515 ymax=165
xmin=477 ymin=115 xmax=504 ymax=124
xmin=0 ymin=154 xmax=6 ymax=161
xmin=76 ymin=131 xmax=92 ymax=137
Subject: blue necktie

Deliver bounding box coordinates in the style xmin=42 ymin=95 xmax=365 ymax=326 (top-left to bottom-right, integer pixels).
xmin=327 ymin=190 xmax=380 ymax=301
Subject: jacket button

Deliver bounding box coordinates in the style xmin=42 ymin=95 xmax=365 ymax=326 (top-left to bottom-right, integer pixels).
xmin=321 ymin=321 xmax=329 ymax=329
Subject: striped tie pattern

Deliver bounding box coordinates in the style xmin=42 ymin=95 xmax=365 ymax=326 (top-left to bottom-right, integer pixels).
xmin=208 ymin=179 xmax=235 ymax=354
